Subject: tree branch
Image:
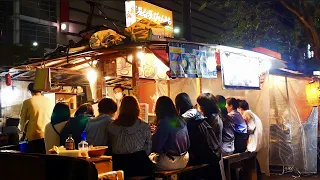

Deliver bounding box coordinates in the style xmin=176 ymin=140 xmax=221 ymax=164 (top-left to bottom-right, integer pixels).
xmin=279 ymin=0 xmax=312 ymax=30
xmin=303 ymin=1 xmax=314 ymax=25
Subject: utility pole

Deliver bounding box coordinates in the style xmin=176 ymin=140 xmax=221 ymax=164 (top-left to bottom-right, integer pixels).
xmin=13 ymin=0 xmax=20 ymax=44
xmin=183 ymin=0 xmax=192 ymax=41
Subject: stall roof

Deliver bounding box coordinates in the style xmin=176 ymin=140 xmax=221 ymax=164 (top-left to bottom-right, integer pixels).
xmin=6 ymin=40 xmax=290 ymax=86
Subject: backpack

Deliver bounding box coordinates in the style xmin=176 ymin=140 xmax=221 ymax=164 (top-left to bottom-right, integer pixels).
xmin=198 ymin=117 xmax=222 ymax=162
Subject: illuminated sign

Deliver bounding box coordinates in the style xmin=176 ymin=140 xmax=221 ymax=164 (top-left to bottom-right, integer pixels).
xmin=125 ymin=1 xmax=174 ymax=38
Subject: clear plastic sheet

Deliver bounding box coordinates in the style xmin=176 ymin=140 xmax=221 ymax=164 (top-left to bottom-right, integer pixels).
xmin=268 ymin=75 xmax=318 ymax=174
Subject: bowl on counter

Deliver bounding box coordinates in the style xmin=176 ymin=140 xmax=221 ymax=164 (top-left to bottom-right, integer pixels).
xmin=88 ymin=146 xmax=108 ymax=157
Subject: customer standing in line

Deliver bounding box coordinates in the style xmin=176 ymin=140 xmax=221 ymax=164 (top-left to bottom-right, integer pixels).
xmin=239 ymin=100 xmax=264 ymax=180
xmin=20 ymin=83 xmax=54 ymax=154
xmin=225 ymin=98 xmax=248 ymax=153
xmin=216 ymin=95 xmax=235 ymax=156
xmin=196 ymin=93 xmax=224 ymax=180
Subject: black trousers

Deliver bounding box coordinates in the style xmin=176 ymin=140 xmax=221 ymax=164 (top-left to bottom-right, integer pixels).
xmin=27 ymin=138 xmax=46 ymax=154
xmin=234 ymin=132 xmax=248 ymax=153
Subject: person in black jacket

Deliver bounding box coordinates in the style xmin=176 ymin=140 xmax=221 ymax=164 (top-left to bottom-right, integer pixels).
xmin=175 ymin=92 xmax=223 ymax=180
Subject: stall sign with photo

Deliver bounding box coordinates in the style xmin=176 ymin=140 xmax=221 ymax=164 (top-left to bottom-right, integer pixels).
xmin=169 ymin=43 xmax=217 ymax=78
xmin=125 ymin=0 xmax=173 ymax=38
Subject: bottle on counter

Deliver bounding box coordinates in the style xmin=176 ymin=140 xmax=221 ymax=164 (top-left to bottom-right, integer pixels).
xmin=78 ymin=131 xmax=89 ymax=151
xmin=65 ymin=134 xmax=75 ymax=150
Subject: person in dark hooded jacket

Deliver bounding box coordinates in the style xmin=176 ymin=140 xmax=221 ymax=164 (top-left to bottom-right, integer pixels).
xmin=175 ymin=92 xmax=206 ymax=165
xmin=175 ymin=93 xmax=223 ymax=180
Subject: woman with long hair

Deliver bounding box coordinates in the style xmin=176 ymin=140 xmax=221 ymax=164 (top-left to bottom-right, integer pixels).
xmin=44 ymin=103 xmax=70 ymax=154
xmin=216 ymin=95 xmax=235 ymax=156
xmin=196 ymin=93 xmax=223 ymax=180
xmin=151 ymin=96 xmax=190 ymax=171
xmin=107 ymin=96 xmax=153 ymax=178
xmin=60 ymin=103 xmax=94 ymax=146
xmin=175 ymin=93 xmax=207 ymax=164
xmin=226 ymin=98 xmax=248 ymax=153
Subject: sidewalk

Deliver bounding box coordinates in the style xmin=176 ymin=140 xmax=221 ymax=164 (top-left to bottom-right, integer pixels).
xmin=263 ymin=174 xmax=319 ymax=180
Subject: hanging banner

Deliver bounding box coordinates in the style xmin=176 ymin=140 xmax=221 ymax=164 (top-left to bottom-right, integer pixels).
xmin=169 ymin=43 xmax=217 ymax=78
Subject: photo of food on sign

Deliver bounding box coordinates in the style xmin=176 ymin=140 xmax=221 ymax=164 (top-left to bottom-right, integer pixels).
xmin=181 ymin=53 xmax=197 ymax=77
xmin=169 ymin=47 xmax=185 ymax=77
xmin=195 ymin=51 xmax=207 ymax=78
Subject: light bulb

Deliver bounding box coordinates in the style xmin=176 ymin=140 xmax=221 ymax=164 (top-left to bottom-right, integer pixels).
xmin=137 ymin=51 xmax=145 ymax=59
xmin=86 ymin=69 xmax=97 ymax=83
xmin=61 ymin=23 xmax=67 ymax=30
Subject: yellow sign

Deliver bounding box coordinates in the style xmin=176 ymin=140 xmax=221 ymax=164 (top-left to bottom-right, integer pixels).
xmin=125 ymin=0 xmax=174 ymax=38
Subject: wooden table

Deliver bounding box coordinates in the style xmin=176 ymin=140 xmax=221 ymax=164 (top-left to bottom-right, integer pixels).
xmin=88 ymin=155 xmax=113 ymax=175
xmin=223 ymin=152 xmax=257 ymax=180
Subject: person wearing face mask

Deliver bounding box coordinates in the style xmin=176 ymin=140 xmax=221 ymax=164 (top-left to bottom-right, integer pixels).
xmin=113 ymin=85 xmax=126 ymax=105
xmin=113 ymin=85 xmax=125 ymax=100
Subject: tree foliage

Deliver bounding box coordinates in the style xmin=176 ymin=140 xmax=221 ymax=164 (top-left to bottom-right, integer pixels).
xmin=200 ymin=0 xmax=320 ymax=72
xmin=201 ymin=1 xmax=294 ymax=51
xmin=279 ymin=0 xmax=320 ymax=62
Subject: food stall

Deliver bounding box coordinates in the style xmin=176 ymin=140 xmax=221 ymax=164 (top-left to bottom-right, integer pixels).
xmin=0 ymin=0 xmax=317 ymax=177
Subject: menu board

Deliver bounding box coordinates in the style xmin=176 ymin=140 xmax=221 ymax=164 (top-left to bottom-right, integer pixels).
xmin=169 ymin=43 xmax=217 ymax=78
xmin=221 ymin=51 xmax=261 ymax=89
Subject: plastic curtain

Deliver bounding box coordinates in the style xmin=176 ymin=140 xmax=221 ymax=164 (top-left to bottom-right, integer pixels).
xmin=269 ymin=75 xmax=318 ymax=174
xmin=163 ymin=73 xmax=318 ymax=175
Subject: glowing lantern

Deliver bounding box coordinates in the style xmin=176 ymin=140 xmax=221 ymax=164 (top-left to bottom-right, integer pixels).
xmin=306 ymin=81 xmax=320 ymax=106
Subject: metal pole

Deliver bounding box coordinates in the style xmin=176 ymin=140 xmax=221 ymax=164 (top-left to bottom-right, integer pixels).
xmin=183 ymin=0 xmax=192 ymax=41
xmin=13 ymin=0 xmax=20 ymax=44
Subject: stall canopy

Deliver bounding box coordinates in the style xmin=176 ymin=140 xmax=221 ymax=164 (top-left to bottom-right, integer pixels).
xmin=4 ymin=40 xmax=288 ymax=88
xmin=6 ymin=41 xmax=171 ymax=88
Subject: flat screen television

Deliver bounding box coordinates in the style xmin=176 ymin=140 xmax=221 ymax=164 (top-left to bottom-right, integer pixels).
xmin=221 ymin=52 xmax=261 ymax=90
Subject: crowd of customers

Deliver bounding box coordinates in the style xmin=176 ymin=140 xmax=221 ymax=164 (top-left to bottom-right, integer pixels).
xmin=19 ymin=82 xmax=263 ymax=179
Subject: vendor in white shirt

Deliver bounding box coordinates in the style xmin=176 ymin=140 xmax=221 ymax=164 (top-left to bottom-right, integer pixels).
xmin=113 ymin=85 xmax=126 ymax=106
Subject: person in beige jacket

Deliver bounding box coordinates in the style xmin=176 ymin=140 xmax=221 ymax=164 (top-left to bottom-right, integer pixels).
xmin=20 ymin=83 xmax=54 ymax=153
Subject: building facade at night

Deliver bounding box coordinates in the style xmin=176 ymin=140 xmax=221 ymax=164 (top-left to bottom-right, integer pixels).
xmin=0 ymin=0 xmax=226 ymax=50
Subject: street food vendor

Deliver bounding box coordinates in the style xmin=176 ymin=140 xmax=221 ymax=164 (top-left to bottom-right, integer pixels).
xmin=113 ymin=85 xmax=126 ymax=107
